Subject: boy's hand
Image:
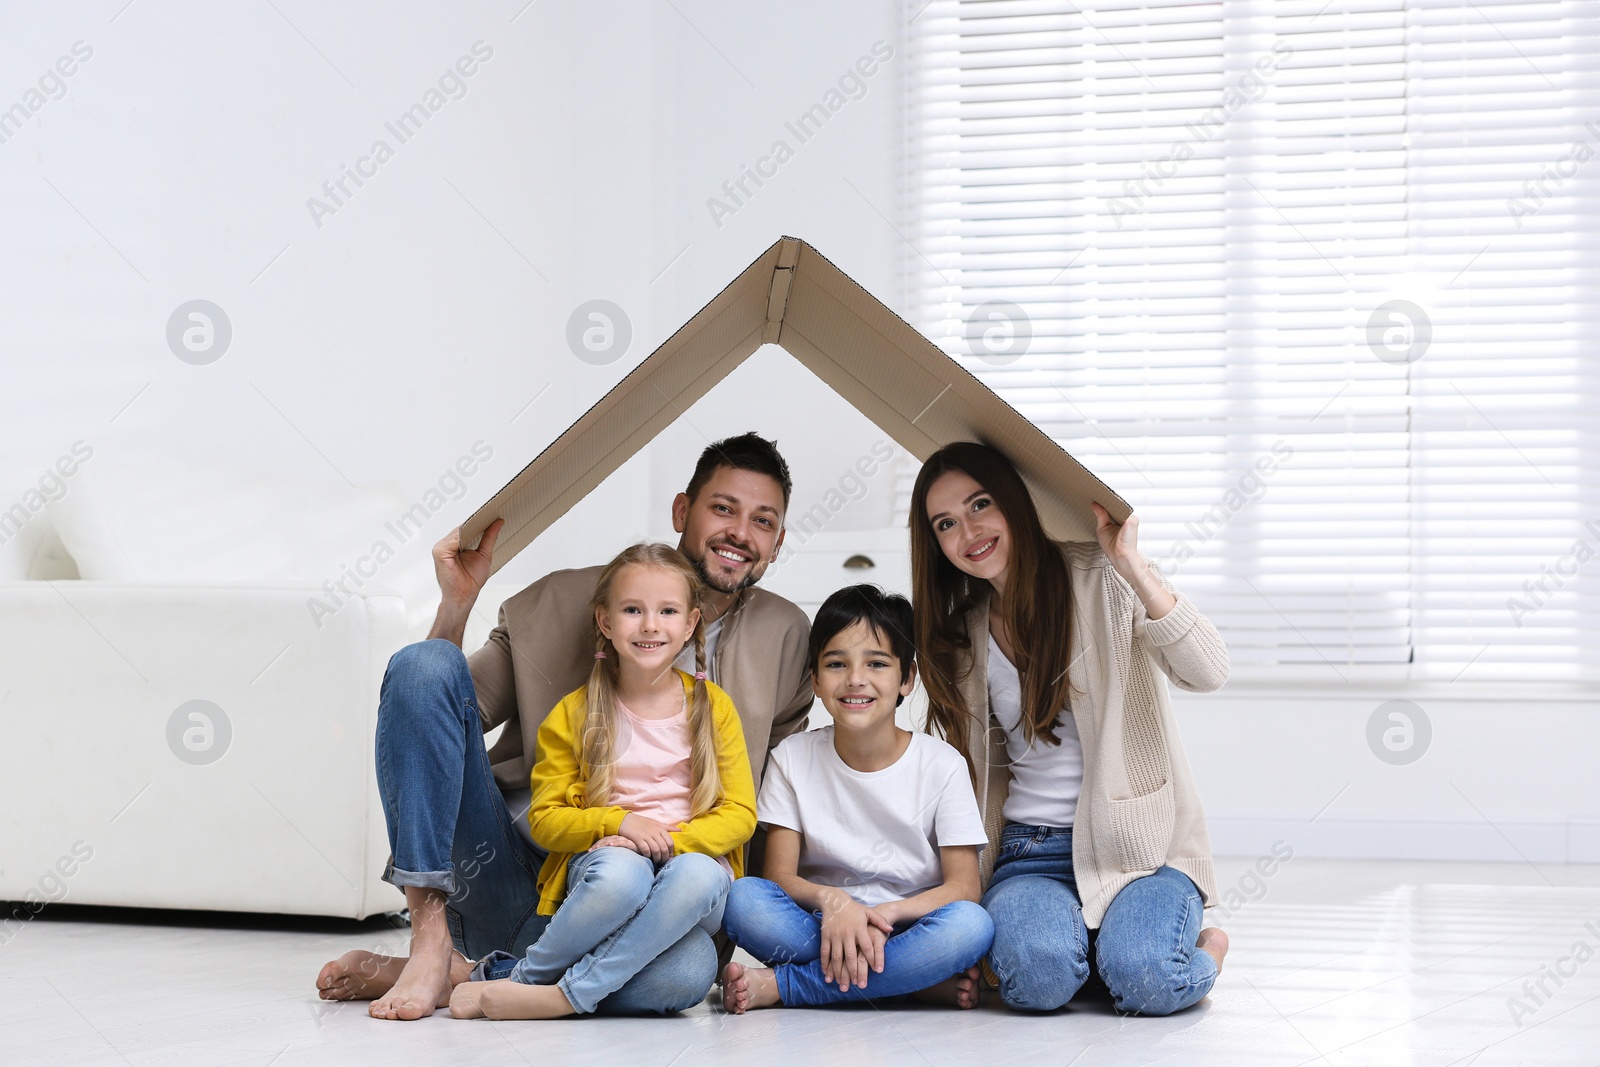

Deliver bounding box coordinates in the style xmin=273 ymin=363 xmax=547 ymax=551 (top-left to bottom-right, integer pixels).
xmin=618 ymin=813 xmax=675 ymax=863
xmin=818 ymin=890 xmax=892 ymax=991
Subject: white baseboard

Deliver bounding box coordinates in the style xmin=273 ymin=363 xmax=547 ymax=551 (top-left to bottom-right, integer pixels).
xmin=1209 ymin=816 xmax=1600 ymax=864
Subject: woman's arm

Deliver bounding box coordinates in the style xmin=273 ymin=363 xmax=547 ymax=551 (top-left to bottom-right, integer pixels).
xmin=1091 ymin=502 xmax=1229 ymax=692
xmin=868 ymin=845 xmax=981 ymax=927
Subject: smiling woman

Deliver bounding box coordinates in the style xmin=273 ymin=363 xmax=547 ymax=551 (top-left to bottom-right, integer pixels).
xmin=910 ymin=441 xmax=1231 ymax=1017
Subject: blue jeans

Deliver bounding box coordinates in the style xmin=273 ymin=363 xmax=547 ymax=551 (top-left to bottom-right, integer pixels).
xmin=474 ymin=849 xmax=729 ymax=1014
xmin=722 ymin=877 xmax=994 ymax=1007
xmin=983 ymin=823 xmax=1216 ymax=1015
xmin=375 ymin=639 xmax=713 ymax=1014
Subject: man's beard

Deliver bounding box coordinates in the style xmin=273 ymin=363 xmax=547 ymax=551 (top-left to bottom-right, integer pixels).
xmin=691 ymin=540 xmax=761 ymax=596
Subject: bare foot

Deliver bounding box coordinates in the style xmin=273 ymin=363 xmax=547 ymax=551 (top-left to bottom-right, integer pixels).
xmin=368 ymin=888 xmax=459 ymax=1021
xmin=1198 ymin=927 xmax=1230 ymax=974
xmin=479 ymin=980 xmax=576 ymax=1020
xmin=720 ymin=961 xmax=780 ymax=1014
xmin=913 ymin=965 xmax=981 ymax=1009
xmin=317 ymin=950 xmax=406 ymax=1001
xmin=449 ymin=979 xmax=489 ymax=1019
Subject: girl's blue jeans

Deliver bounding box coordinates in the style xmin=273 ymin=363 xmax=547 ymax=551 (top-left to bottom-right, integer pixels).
xmin=983 ymin=823 xmax=1217 ymax=1015
xmin=374 ymin=638 xmax=716 ymax=1014
xmin=722 ymin=876 xmax=994 ymax=1007
xmin=473 ymin=849 xmax=729 ymax=1014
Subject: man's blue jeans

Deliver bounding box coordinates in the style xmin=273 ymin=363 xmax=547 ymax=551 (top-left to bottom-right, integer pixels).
xmin=983 ymin=823 xmax=1217 ymax=1015
xmin=374 ymin=639 xmax=714 ymax=1014
xmin=722 ymin=876 xmax=993 ymax=1007
xmin=472 ymin=849 xmax=729 ymax=1014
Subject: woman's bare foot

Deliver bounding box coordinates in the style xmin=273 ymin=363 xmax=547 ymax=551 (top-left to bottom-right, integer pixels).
xmin=913 ymin=965 xmax=981 ymax=1009
xmin=720 ymin=961 xmax=780 ymax=1014
xmin=1197 ymin=927 xmax=1230 ymax=973
xmin=478 ymin=980 xmax=576 ymax=1020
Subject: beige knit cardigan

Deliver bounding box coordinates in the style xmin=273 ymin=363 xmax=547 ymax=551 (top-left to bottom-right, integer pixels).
xmin=947 ymin=541 xmax=1229 ymax=929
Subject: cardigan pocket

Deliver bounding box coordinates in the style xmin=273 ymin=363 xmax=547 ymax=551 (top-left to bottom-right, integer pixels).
xmin=1106 ymin=779 xmax=1175 ymax=873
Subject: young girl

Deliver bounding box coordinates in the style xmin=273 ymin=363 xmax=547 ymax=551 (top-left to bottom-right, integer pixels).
xmin=449 ymin=542 xmax=756 ymax=1020
xmin=911 ymin=442 xmax=1230 ymax=1016
xmin=720 ymin=584 xmax=994 ymax=1012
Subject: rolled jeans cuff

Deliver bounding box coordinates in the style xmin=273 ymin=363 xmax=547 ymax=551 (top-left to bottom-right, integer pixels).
xmin=469 ymin=949 xmax=519 ymax=983
xmin=382 ymin=857 xmax=456 ymax=895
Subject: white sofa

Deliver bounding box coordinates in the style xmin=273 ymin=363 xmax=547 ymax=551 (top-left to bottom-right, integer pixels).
xmin=0 ymin=579 xmax=409 ymax=919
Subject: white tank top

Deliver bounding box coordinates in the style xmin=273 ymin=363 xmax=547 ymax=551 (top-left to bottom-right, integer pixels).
xmin=987 ymin=632 xmax=1083 ymax=828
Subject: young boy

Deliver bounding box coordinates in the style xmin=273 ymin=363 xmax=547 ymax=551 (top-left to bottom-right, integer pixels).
xmin=720 ymin=584 xmax=994 ymax=1012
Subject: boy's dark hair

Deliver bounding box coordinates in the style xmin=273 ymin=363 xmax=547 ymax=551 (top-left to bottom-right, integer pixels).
xmin=684 ymin=432 xmax=793 ymax=510
xmin=808 ymin=584 xmax=917 ymax=696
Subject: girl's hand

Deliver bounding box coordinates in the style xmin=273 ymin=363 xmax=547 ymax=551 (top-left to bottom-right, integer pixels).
xmin=818 ymin=890 xmax=892 ymax=991
xmin=588 ymin=835 xmax=636 ymax=852
xmin=618 ymin=813 xmax=676 ymax=863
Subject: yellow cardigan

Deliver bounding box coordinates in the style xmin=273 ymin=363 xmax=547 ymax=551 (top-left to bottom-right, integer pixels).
xmin=528 ymin=672 xmax=757 ymax=915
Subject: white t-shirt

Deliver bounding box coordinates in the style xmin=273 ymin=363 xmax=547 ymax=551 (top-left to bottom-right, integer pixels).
xmin=988 ymin=632 xmax=1084 ymax=828
xmin=757 ymin=727 xmax=988 ymax=908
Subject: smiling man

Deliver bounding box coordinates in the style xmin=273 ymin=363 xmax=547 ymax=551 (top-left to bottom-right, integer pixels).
xmin=316 ymin=433 xmax=813 ymax=1021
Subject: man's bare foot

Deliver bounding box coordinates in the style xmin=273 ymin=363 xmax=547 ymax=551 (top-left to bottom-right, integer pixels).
xmin=366 ymin=888 xmax=461 ymax=1021
xmin=720 ymin=961 xmax=780 ymax=1014
xmin=317 ymin=950 xmax=406 ymax=1001
xmin=478 ymin=980 xmax=576 ymax=1020
xmin=913 ymin=965 xmax=981 ymax=1009
xmin=1197 ymin=927 xmax=1230 ymax=973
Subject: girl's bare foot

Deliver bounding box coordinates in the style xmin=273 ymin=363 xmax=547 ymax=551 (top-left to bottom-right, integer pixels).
xmin=720 ymin=961 xmax=780 ymax=1014
xmin=449 ymin=979 xmax=491 ymax=1019
xmin=479 ymin=980 xmax=576 ymax=1020
xmin=913 ymin=965 xmax=981 ymax=1009
xmin=1197 ymin=927 xmax=1230 ymax=973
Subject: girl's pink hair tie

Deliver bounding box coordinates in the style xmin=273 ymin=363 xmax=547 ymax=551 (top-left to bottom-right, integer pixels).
xmin=694 ymin=671 xmax=707 ymax=681
xmin=594 ymin=651 xmax=607 ymax=660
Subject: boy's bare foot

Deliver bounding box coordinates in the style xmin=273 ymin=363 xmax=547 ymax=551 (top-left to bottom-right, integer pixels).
xmin=479 ymin=980 xmax=576 ymax=1020
xmin=720 ymin=961 xmax=780 ymax=1014
xmin=913 ymin=965 xmax=981 ymax=1009
xmin=1197 ymin=927 xmax=1230 ymax=973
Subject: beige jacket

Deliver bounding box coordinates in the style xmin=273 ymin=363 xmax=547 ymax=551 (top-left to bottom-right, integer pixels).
xmin=950 ymin=541 xmax=1228 ymax=928
xmin=468 ymin=566 xmax=814 ymax=792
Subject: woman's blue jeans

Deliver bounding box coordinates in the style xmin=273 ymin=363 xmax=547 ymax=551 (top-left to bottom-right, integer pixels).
xmin=722 ymin=876 xmax=994 ymax=1007
xmin=983 ymin=823 xmax=1217 ymax=1015
xmin=473 ymin=849 xmax=729 ymax=1014
xmin=374 ymin=638 xmax=715 ymax=1014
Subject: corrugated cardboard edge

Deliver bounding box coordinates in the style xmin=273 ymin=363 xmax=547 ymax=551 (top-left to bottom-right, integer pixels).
xmin=463 ymin=236 xmax=1127 ymax=576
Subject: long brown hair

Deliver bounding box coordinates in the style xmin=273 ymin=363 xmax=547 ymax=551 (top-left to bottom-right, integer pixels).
xmin=910 ymin=442 xmax=1073 ymax=757
xmin=581 ymin=543 xmax=721 ymax=818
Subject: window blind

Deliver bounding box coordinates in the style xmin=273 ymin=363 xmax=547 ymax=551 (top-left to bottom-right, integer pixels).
xmin=906 ymin=0 xmax=1598 ymax=683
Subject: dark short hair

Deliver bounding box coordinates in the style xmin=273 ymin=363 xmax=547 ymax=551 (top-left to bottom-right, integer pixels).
xmin=685 ymin=432 xmax=793 ymax=510
xmin=808 ymin=584 xmax=916 ymax=692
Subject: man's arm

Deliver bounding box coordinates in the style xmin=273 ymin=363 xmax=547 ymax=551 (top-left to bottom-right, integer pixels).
xmin=766 ymin=610 xmax=815 ymax=754
xmin=426 ymin=519 xmax=517 ymax=733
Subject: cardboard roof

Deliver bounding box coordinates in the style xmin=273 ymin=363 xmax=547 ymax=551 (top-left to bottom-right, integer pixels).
xmin=463 ymin=236 xmax=1128 ymax=575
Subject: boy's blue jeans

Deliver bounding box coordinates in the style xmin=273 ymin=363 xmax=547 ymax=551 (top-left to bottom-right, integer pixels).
xmin=722 ymin=876 xmax=994 ymax=1007
xmin=374 ymin=638 xmax=714 ymax=1014
xmin=473 ymin=849 xmax=729 ymax=1014
xmin=983 ymin=823 xmax=1217 ymax=1015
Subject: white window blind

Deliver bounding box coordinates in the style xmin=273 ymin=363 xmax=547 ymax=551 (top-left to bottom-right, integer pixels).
xmin=906 ymin=0 xmax=1599 ymax=684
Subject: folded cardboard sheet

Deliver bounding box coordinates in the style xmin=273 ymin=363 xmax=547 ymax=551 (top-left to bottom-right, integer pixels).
xmin=463 ymin=237 xmax=1127 ymax=574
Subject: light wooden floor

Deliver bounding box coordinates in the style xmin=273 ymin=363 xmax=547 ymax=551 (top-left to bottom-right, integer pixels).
xmin=4 ymin=857 xmax=1599 ymax=1066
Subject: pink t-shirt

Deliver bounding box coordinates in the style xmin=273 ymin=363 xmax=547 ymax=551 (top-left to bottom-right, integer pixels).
xmin=612 ymin=697 xmax=732 ymax=875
